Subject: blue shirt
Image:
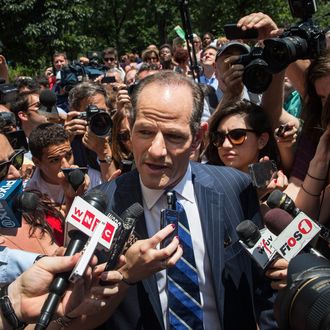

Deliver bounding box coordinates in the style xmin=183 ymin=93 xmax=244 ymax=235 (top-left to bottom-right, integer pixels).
xmin=0 ymin=247 xmax=39 ymax=285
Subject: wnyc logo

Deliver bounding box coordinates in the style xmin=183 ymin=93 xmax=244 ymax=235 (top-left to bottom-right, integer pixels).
xmin=66 ymin=197 xmax=118 ymax=250
xmin=272 ymin=212 xmax=321 ymax=261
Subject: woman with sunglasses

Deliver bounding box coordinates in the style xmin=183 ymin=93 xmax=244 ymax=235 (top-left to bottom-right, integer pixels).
xmin=0 ymin=133 xmax=59 ymax=255
xmin=204 ymin=100 xmax=287 ymax=203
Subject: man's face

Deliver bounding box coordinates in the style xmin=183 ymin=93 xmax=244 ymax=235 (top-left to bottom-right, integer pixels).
xmin=132 ymin=83 xmax=198 ymax=190
xmin=160 ymin=47 xmax=172 ymax=62
xmin=0 ymin=134 xmax=21 ymax=180
xmin=53 ymin=55 xmax=67 ymax=71
xmin=103 ymin=54 xmax=117 ymax=69
xmin=26 ymin=94 xmax=48 ymax=127
xmin=33 ymin=141 xmax=74 ymax=185
xmin=201 ymin=48 xmax=217 ymax=67
xmin=78 ymin=93 xmax=108 ymax=113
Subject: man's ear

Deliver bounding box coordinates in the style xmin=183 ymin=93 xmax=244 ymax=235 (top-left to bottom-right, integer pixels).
xmin=191 ymin=122 xmax=208 ymax=149
xmin=258 ymin=132 xmax=269 ymax=150
xmin=18 ymin=111 xmax=28 ymax=122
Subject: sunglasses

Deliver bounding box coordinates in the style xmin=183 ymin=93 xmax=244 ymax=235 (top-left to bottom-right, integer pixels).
xmin=212 ymin=128 xmax=255 ymax=147
xmin=104 ymin=57 xmax=115 ymax=62
xmin=0 ymin=149 xmax=25 ymax=181
xmin=117 ymin=131 xmax=131 ymax=142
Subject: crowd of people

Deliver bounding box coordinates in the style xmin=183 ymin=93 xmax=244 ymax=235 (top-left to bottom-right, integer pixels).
xmin=0 ymin=10 xmax=329 ymax=330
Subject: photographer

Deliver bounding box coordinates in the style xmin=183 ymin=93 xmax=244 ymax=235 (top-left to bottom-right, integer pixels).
xmin=65 ymin=82 xmax=114 ymax=185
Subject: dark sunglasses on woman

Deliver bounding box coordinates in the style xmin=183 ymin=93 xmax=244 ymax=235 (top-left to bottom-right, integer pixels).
xmin=0 ymin=149 xmax=25 ymax=181
xmin=212 ymin=128 xmax=255 ymax=147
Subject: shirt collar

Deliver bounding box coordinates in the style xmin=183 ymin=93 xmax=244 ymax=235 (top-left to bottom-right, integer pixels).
xmin=140 ymin=163 xmax=195 ymax=210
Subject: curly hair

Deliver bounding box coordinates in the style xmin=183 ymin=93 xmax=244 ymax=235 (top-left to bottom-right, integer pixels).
xmin=28 ymin=123 xmax=69 ymax=160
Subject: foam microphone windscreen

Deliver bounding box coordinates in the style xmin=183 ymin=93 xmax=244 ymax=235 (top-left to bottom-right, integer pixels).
xmin=236 ymin=220 xmax=261 ymax=248
xmin=263 ymin=208 xmax=293 ymax=236
xmin=83 ymin=189 xmax=108 ymax=213
xmin=68 ymin=169 xmax=85 ymax=192
xmin=15 ymin=191 xmax=40 ymax=213
xmin=39 ymin=89 xmax=57 ymax=108
xmin=266 ymin=189 xmax=284 ymax=209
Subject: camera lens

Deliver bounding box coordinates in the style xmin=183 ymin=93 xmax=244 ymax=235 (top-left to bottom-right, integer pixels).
xmin=275 ymin=253 xmax=330 ymax=330
xmin=263 ymin=37 xmax=308 ymax=73
xmin=242 ymin=59 xmax=272 ymax=94
xmin=89 ymin=112 xmax=112 ymax=137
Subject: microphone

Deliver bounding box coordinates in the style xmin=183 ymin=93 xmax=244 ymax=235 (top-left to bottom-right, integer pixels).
xmin=263 ymin=207 xmax=325 ymax=261
xmin=0 ymin=180 xmax=41 ymax=228
xmin=236 ymin=220 xmax=278 ymax=270
xmin=35 ymin=190 xmax=108 ymax=330
xmin=39 ymin=89 xmax=57 ymax=113
xmin=67 ymin=169 xmax=85 ymax=192
xmin=267 ymin=190 xmax=330 ymax=244
xmin=100 ymin=202 xmax=143 ymax=285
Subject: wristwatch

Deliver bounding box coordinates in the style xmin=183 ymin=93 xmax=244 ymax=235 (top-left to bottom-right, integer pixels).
xmin=99 ymin=155 xmax=113 ymax=164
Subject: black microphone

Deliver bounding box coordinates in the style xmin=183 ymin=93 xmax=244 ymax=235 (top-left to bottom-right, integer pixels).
xmin=100 ymin=202 xmax=144 ymax=285
xmin=67 ymin=169 xmax=85 ymax=192
xmin=14 ymin=191 xmax=40 ymax=213
xmin=267 ymin=190 xmax=330 ymax=244
xmin=35 ymin=190 xmax=108 ymax=330
xmin=39 ymin=89 xmax=57 ymax=113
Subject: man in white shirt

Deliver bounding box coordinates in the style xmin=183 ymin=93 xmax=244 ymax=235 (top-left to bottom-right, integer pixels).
xmin=97 ymin=71 xmax=277 ymax=330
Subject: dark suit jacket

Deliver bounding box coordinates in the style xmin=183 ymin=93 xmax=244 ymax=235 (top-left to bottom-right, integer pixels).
xmin=96 ymin=162 xmax=277 ymax=330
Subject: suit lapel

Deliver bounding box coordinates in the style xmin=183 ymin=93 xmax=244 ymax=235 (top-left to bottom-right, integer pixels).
xmin=114 ymin=171 xmax=164 ymax=329
xmin=192 ymin=164 xmax=225 ymax=327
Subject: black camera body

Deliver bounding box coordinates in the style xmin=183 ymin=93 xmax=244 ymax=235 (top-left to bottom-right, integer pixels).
xmin=78 ymin=104 xmax=112 ymax=137
xmin=233 ymin=0 xmax=326 ymax=94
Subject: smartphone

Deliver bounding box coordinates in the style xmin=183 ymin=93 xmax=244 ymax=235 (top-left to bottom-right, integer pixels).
xmin=101 ymin=76 xmax=116 ymax=84
xmin=160 ymin=209 xmax=178 ymax=249
xmin=120 ymin=159 xmax=134 ymax=174
xmin=276 ymin=123 xmax=290 ymax=137
xmin=6 ymin=130 xmax=29 ymax=152
xmin=61 ymin=167 xmax=88 ymax=178
xmin=248 ymin=160 xmax=278 ymax=189
xmin=224 ymin=24 xmax=258 ymax=40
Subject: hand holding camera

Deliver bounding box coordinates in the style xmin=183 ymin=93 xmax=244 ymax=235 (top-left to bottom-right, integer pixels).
xmin=64 ymin=111 xmax=88 ymax=140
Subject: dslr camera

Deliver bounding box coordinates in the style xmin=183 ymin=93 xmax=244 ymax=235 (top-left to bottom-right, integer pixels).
xmin=78 ymin=104 xmax=112 ymax=137
xmin=232 ymin=0 xmax=327 ymax=93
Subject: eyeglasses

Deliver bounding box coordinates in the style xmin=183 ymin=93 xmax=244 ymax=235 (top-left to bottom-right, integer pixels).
xmin=117 ymin=131 xmax=130 ymax=142
xmin=0 ymin=149 xmax=25 ymax=181
xmin=147 ymin=57 xmax=157 ymax=61
xmin=212 ymin=128 xmax=255 ymax=147
xmin=104 ymin=57 xmax=115 ymax=62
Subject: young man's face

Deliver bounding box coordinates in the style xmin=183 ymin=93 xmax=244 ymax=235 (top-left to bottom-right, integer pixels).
xmin=53 ymin=55 xmax=67 ymax=71
xmin=33 ymin=141 xmax=74 ymax=185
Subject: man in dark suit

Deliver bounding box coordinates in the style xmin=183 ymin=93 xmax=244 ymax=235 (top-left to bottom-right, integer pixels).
xmin=97 ymin=71 xmax=277 ymax=330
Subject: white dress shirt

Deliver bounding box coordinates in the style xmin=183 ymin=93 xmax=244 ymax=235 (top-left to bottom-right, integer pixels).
xmin=140 ymin=164 xmax=220 ymax=330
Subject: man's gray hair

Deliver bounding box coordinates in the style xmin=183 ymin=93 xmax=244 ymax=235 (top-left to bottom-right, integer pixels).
xmin=130 ymin=71 xmax=204 ymax=135
xmin=68 ymin=82 xmax=111 ymax=111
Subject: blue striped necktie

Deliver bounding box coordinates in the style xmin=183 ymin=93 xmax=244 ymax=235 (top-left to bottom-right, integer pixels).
xmin=167 ymin=192 xmax=204 ymax=330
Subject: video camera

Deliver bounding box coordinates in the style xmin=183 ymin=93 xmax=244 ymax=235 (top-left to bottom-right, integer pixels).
xmin=275 ymin=253 xmax=330 ymax=330
xmin=78 ymin=104 xmax=112 ymax=137
xmin=232 ymin=0 xmax=327 ymax=93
